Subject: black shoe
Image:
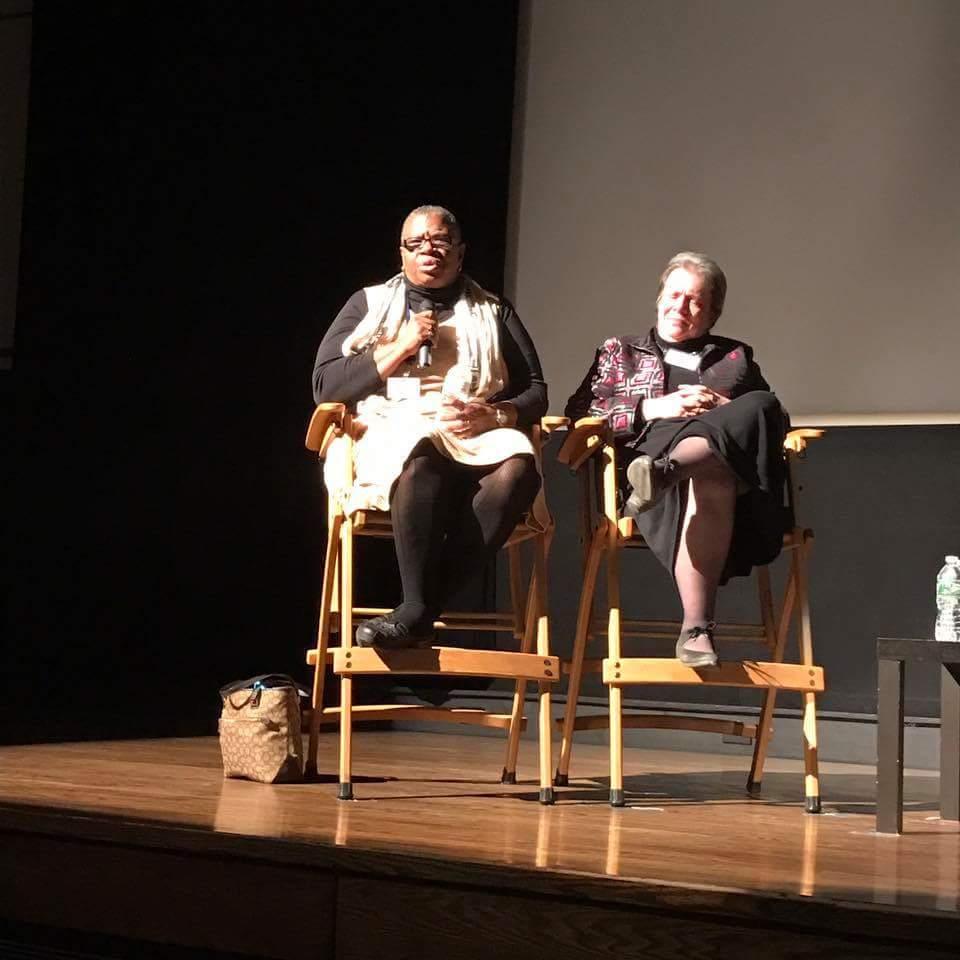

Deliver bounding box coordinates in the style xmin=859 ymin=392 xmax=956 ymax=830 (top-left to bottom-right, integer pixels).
xmin=355 ymin=615 xmax=434 ymax=650
xmin=675 ymin=624 xmax=719 ymax=668
xmin=624 ymin=455 xmax=678 ymax=517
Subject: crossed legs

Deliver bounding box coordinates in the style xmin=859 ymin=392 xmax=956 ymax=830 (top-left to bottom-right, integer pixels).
xmin=671 ymin=438 xmax=737 ymax=659
xmin=630 ymin=435 xmax=738 ymax=661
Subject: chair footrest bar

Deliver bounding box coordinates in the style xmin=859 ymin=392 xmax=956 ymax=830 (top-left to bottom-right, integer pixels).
xmin=333 ymin=646 xmax=561 ymax=682
xmin=555 ymin=713 xmax=758 ymax=737
xmin=306 ymin=704 xmax=527 ymax=730
xmin=602 ymin=658 xmax=825 ymax=691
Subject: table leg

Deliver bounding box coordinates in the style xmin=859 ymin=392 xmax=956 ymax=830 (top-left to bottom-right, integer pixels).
xmin=941 ymin=663 xmax=960 ymax=822
xmin=877 ymin=657 xmax=904 ymax=834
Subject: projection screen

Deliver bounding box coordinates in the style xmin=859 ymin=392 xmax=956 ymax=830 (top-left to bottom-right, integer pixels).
xmin=506 ymin=0 xmax=960 ymax=424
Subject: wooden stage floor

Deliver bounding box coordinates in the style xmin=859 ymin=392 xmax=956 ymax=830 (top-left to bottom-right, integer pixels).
xmin=1 ymin=730 xmax=958 ymax=959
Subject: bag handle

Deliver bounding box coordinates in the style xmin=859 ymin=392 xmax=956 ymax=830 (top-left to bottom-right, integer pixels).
xmin=226 ymin=689 xmax=258 ymax=710
xmin=219 ymin=674 xmax=308 ymax=699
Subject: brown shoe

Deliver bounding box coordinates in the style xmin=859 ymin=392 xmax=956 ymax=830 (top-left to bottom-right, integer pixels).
xmin=676 ymin=624 xmax=719 ymax=668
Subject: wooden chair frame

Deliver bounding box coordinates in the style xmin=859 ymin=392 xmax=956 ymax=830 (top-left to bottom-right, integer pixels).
xmin=304 ymin=403 xmax=566 ymax=804
xmin=554 ymin=417 xmax=826 ymax=811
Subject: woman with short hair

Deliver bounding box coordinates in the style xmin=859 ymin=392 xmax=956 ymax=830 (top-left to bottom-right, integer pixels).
xmin=565 ymin=252 xmax=788 ymax=667
xmin=313 ymin=205 xmax=547 ymax=649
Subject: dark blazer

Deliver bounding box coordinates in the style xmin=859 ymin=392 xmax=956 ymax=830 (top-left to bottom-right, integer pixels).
xmin=565 ymin=328 xmax=770 ymax=446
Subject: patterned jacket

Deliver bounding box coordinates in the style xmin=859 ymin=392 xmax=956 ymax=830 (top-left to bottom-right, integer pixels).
xmin=564 ymin=329 xmax=771 ymax=445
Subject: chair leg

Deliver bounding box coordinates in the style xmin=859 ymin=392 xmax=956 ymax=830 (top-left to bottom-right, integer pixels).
xmin=338 ymin=681 xmax=354 ymax=800
xmin=795 ymin=536 xmax=821 ymax=813
xmin=606 ymin=522 xmax=625 ymax=807
xmin=537 ymin=681 xmax=553 ymax=803
xmin=533 ymin=531 xmax=554 ymax=805
xmin=503 ymin=530 xmax=556 ymax=803
xmin=748 ymin=563 xmax=795 ymax=794
xmin=337 ymin=515 xmax=355 ymax=801
xmin=756 ymin=565 xmax=777 ymax=657
xmin=508 ymin=543 xmax=525 ymax=642
xmin=307 ymin=511 xmax=342 ymax=778
xmin=748 ymin=689 xmax=777 ymax=797
xmin=556 ymin=525 xmax=605 ymax=786
xmin=501 ymin=706 xmax=528 ymax=785
xmin=502 ymin=544 xmax=533 ymax=785
xmin=501 ymin=685 xmax=527 ymax=785
xmin=608 ymin=686 xmax=625 ymax=807
xmin=801 ymin=691 xmax=820 ymax=813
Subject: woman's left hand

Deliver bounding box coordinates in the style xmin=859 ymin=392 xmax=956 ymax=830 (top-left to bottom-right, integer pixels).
xmin=677 ymin=384 xmax=730 ymax=411
xmin=438 ymin=398 xmax=499 ymax=438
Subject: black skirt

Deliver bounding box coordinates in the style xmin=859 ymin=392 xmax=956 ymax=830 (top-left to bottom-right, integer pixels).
xmin=623 ymin=390 xmax=790 ymax=583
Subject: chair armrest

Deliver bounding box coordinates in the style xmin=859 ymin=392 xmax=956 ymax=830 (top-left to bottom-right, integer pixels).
xmin=557 ymin=416 xmax=607 ymax=471
xmin=305 ymin=403 xmax=347 ymax=455
xmin=540 ymin=415 xmax=570 ymax=434
xmin=556 ymin=419 xmax=821 ymax=466
xmin=784 ymin=428 xmax=825 ymax=455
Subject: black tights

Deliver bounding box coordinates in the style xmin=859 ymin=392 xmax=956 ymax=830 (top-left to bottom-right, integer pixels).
xmin=388 ymin=441 xmax=540 ymax=630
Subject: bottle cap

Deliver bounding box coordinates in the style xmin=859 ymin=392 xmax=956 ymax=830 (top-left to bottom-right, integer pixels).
xmin=947 ymin=556 xmax=959 ymax=564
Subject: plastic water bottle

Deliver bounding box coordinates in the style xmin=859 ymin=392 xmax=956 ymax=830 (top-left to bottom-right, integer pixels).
xmin=935 ymin=556 xmax=960 ymax=642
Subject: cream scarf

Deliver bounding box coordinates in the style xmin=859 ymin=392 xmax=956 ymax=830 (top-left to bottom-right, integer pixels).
xmin=341 ymin=273 xmax=504 ymax=400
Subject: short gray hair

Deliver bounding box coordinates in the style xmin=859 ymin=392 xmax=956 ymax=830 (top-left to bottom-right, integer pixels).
xmin=403 ymin=205 xmax=463 ymax=243
xmin=657 ymin=251 xmax=727 ymax=323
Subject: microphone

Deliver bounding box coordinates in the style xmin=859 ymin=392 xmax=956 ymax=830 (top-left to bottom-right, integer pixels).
xmin=417 ymin=298 xmax=435 ymax=369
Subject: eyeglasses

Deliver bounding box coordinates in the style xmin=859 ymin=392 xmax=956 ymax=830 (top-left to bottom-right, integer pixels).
xmin=401 ymin=234 xmax=458 ymax=253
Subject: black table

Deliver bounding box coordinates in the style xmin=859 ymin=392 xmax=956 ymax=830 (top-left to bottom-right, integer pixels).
xmin=876 ymin=637 xmax=960 ymax=834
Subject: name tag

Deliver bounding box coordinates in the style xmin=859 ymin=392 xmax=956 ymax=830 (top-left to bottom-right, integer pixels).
xmin=386 ymin=377 xmax=420 ymax=402
xmin=663 ymin=347 xmax=702 ymax=371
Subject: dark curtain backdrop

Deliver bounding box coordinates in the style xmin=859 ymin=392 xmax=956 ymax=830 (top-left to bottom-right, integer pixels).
xmin=5 ymin=2 xmax=519 ymax=742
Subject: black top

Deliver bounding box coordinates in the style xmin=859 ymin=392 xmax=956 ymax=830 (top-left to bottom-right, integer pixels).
xmin=312 ymin=277 xmax=548 ymax=429
xmin=654 ymin=330 xmax=703 ymax=392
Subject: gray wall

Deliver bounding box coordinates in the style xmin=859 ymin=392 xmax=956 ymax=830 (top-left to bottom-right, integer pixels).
xmin=507 ymin=0 xmax=960 ymax=422
xmin=500 ymin=0 xmax=960 ymax=742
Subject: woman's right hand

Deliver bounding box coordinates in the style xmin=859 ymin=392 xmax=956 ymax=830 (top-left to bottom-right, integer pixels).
xmin=643 ymin=385 xmax=728 ymax=420
xmin=395 ymin=309 xmax=438 ymax=360
xmin=374 ymin=309 xmax=438 ymax=377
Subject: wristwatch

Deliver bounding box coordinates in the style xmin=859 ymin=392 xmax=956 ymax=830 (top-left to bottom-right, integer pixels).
xmin=494 ymin=407 xmax=509 ymax=428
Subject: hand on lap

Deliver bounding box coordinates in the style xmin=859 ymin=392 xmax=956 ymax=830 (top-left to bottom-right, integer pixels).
xmin=438 ymin=397 xmax=498 ymax=438
xmin=645 ymin=385 xmax=730 ymax=420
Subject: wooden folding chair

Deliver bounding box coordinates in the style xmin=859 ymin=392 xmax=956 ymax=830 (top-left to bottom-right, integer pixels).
xmin=304 ymin=403 xmax=565 ymax=804
xmin=554 ymin=418 xmax=826 ymax=811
